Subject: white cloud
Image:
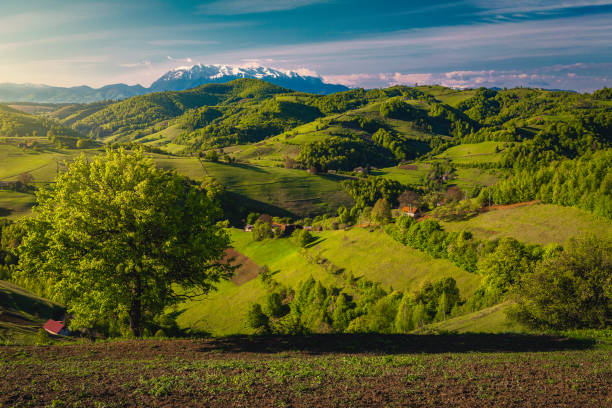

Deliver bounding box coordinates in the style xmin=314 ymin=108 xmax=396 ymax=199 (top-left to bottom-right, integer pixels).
xmin=324 ymin=65 xmax=611 ymax=92
xmin=119 ymin=60 xmax=152 ymax=68
xmin=470 ymin=0 xmax=612 ymax=15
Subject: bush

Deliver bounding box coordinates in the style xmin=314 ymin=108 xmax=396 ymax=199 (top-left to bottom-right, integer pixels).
xmin=509 ymin=235 xmax=611 ymax=329
xmin=252 ymin=219 xmax=273 ymax=241
xmin=246 ymin=303 xmax=269 ymax=332
xmin=35 ymin=328 xmax=52 ymax=345
xmin=291 ymin=229 xmax=314 ymax=247
xmin=264 ymin=292 xmax=289 ymax=318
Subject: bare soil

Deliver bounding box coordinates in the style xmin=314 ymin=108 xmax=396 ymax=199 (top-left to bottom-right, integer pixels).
xmin=0 ymin=334 xmax=609 ymax=407
xmin=223 ymin=248 xmax=260 ymax=286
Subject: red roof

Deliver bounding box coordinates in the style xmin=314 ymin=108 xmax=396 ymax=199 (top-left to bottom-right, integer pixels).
xmin=402 ymin=206 xmax=418 ymax=213
xmin=43 ymin=319 xmax=65 ymax=335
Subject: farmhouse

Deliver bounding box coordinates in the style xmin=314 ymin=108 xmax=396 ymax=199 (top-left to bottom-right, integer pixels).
xmin=244 ymin=224 xmax=254 ymax=232
xmin=43 ymin=319 xmax=69 ymax=336
xmin=401 ymin=206 xmax=420 ymax=217
xmin=272 ymin=222 xmax=299 ymax=236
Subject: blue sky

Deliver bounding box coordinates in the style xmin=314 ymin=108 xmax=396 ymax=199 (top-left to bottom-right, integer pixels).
xmin=1 ymin=0 xmax=611 ymax=91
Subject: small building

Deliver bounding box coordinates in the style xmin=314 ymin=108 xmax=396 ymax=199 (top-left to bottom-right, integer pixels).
xmin=43 ymin=319 xmax=69 ymax=336
xmin=303 ymin=226 xmax=313 ymax=231
xmin=244 ymin=224 xmax=254 ymax=232
xmin=401 ymin=206 xmax=420 ymax=218
xmin=272 ymin=223 xmax=300 ymax=236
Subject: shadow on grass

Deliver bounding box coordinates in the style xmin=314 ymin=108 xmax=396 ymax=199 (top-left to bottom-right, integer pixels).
xmin=199 ymin=333 xmax=595 ymax=355
xmin=304 ymin=237 xmax=326 ymax=248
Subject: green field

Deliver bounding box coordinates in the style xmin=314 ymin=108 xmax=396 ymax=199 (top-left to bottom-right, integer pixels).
xmin=154 ymin=157 xmax=355 ymax=217
xmin=200 ymin=161 xmax=354 ymax=216
xmin=417 ymin=85 xmax=478 ymax=107
xmin=0 ymin=138 xmax=102 ymax=182
xmin=139 ymin=124 xmax=187 ymax=154
xmin=421 ymin=301 xmax=526 ymax=334
xmin=177 ymin=227 xmax=481 ymax=336
xmin=442 ymin=203 xmax=612 ymax=245
xmin=435 ymin=141 xmax=509 ymax=164
xmin=372 ymin=164 xmax=431 ymax=185
xmin=0 ymin=191 xmax=35 ymax=219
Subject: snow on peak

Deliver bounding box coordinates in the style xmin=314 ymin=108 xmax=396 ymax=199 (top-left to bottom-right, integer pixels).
xmin=164 ymin=63 xmax=320 ymax=81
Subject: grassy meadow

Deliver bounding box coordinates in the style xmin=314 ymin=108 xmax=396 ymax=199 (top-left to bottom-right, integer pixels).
xmin=442 ymin=203 xmax=612 ymax=245
xmin=177 ymin=227 xmax=481 ymax=336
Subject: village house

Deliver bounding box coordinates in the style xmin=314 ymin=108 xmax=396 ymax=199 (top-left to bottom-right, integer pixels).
xmin=401 ymin=205 xmax=420 ymax=218
xmin=244 ymin=224 xmax=254 ymax=232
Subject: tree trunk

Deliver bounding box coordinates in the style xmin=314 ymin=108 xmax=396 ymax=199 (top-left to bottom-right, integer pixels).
xmin=129 ymin=277 xmax=142 ymax=337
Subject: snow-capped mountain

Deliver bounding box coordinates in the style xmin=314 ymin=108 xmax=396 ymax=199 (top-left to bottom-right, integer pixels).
xmin=149 ymin=64 xmax=349 ymax=94
xmin=0 ymin=64 xmax=349 ymax=103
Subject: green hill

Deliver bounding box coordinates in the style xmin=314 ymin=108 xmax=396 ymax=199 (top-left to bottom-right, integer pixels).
xmin=0 ymin=280 xmax=64 ymax=345
xmin=177 ymin=227 xmax=481 ymax=336
xmin=0 ymin=103 xmax=79 ymax=138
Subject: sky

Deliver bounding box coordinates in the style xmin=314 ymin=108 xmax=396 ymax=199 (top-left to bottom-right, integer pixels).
xmin=0 ymin=0 xmax=611 ymax=91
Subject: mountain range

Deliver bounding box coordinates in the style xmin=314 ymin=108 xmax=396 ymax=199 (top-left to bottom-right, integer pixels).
xmin=0 ymin=64 xmax=349 ymax=103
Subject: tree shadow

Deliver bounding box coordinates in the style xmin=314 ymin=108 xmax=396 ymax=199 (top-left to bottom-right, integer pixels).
xmin=304 ymin=237 xmax=326 ymax=248
xmin=197 ymin=333 xmax=595 ymax=355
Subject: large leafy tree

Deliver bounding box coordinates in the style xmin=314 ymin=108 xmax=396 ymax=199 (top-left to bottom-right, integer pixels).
xmin=17 ymin=148 xmax=230 ymax=336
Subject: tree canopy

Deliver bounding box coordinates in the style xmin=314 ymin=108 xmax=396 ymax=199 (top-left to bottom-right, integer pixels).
xmin=17 ymin=148 xmax=230 ymax=336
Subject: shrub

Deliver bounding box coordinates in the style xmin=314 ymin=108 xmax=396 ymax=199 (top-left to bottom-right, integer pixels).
xmin=509 ymin=235 xmax=611 ymax=329
xmin=292 ymin=229 xmax=315 ymax=247
xmin=246 ymin=303 xmax=269 ymax=332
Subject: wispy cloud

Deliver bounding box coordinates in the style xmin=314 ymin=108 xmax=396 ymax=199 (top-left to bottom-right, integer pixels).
xmin=148 ymin=39 xmax=218 ymax=46
xmin=197 ymin=0 xmax=328 ymax=15
xmin=188 ymin=12 xmax=612 ymax=74
xmin=470 ymin=0 xmax=612 ymax=15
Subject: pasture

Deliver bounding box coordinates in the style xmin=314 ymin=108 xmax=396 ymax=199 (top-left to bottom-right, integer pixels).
xmin=177 ymin=228 xmax=481 ymax=336
xmin=441 ymin=203 xmax=612 ymax=245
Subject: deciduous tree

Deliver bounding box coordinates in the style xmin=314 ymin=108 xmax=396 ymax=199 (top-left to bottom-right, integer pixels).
xmin=17 ymin=148 xmax=230 ymax=336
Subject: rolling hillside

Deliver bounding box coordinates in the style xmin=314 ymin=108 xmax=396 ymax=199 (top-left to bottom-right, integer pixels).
xmin=0 ymin=280 xmax=64 ymax=345
xmin=177 ymin=228 xmax=481 ymax=336
xmin=441 ymin=203 xmax=612 ymax=245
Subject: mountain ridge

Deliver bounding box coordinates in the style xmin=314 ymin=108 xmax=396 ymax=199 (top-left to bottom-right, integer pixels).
xmin=0 ymin=65 xmax=349 ymax=103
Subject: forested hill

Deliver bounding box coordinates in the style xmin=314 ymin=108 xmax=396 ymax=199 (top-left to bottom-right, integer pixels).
xmin=67 ymin=79 xmax=291 ymax=139
xmin=0 ymin=103 xmax=80 ymax=139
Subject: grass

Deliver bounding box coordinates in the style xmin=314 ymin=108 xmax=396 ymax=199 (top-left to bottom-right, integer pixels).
xmin=139 ymin=124 xmax=187 ymax=154
xmin=198 ymin=161 xmax=354 ymax=217
xmin=0 ymin=138 xmax=101 ymax=182
xmin=441 ymin=203 xmax=612 ymax=245
xmin=420 ymin=301 xmax=527 ymax=334
xmin=372 ymin=163 xmax=431 ymax=185
xmin=0 ymin=191 xmax=35 ymax=219
xmin=0 ymin=280 xmax=64 ymax=345
xmin=177 ymin=227 xmax=481 ymax=336
xmin=435 ymin=141 xmax=510 ymax=164
xmin=417 ymin=85 xmax=478 ymax=107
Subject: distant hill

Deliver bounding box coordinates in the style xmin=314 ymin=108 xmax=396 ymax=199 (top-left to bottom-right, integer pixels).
xmin=0 ymin=64 xmax=349 ymax=103
xmin=0 ymin=83 xmax=147 ymax=104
